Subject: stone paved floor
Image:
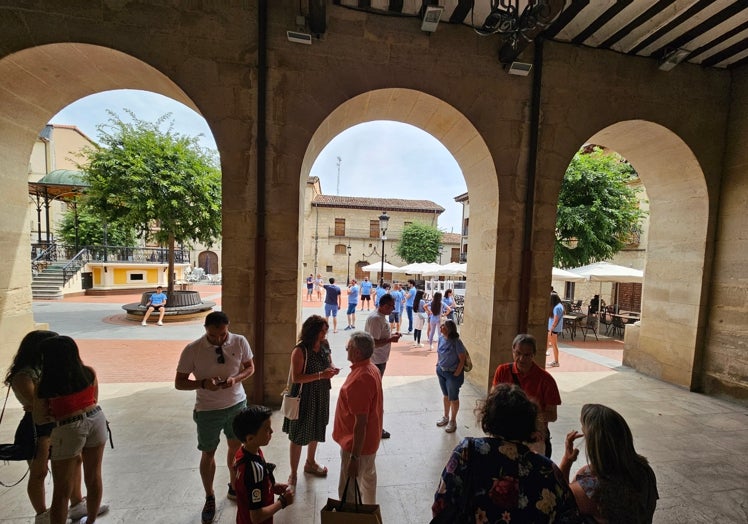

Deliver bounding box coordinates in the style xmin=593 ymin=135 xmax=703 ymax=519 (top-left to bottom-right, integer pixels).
xmin=0 ymin=288 xmax=745 ymax=523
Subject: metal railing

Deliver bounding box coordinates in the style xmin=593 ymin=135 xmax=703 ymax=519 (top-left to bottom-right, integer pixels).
xmin=62 ymin=249 xmax=91 ymax=283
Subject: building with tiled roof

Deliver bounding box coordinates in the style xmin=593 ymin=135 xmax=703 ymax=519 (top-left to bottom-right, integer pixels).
xmin=303 ymin=177 xmax=460 ymax=282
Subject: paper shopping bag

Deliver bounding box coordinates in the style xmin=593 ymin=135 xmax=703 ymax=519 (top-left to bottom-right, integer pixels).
xmin=320 ymin=497 xmax=383 ymax=524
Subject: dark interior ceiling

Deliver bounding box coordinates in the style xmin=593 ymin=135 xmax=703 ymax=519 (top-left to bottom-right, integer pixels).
xmin=333 ymin=1 xmax=748 ymax=69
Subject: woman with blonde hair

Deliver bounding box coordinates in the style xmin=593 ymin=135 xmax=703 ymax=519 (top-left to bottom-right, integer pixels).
xmin=560 ymin=404 xmax=658 ymax=523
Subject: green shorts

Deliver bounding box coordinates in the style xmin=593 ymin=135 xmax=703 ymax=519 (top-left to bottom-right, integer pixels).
xmin=192 ymin=400 xmax=246 ymax=452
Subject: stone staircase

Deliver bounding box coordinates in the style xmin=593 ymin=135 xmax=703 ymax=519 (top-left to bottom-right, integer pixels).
xmin=31 ymin=262 xmax=69 ymax=300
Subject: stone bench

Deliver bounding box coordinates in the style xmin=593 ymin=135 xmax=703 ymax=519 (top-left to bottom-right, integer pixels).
xmin=122 ymin=290 xmax=216 ymax=323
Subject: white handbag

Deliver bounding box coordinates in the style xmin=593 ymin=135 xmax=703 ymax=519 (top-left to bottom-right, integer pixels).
xmin=280 ymin=349 xmax=306 ymax=420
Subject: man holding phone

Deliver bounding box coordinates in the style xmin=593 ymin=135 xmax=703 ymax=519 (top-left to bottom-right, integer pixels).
xmin=365 ymin=293 xmax=401 ymax=439
xmin=175 ymin=311 xmax=255 ymax=524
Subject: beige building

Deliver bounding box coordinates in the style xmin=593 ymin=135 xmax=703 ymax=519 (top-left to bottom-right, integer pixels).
xmin=303 ymin=176 xmax=459 ymax=283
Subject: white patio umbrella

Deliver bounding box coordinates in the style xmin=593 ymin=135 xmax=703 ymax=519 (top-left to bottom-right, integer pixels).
xmin=442 ymin=262 xmax=468 ymax=277
xmin=399 ymin=262 xmax=431 ymax=274
xmin=361 ymin=261 xmax=402 ymax=273
xmin=569 ymin=261 xmax=644 ymax=308
xmin=552 ymin=267 xmax=587 ymax=282
xmin=420 ymin=263 xmax=450 ymax=276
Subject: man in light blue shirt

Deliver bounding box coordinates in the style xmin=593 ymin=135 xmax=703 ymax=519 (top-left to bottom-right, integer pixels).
xmin=375 ymin=282 xmax=388 ymax=308
xmin=345 ymin=279 xmax=360 ymax=330
xmin=389 ymin=283 xmax=405 ymax=333
xmin=404 ymin=279 xmax=416 ymax=334
xmin=360 ymin=277 xmax=373 ymax=311
xmin=142 ymin=285 xmax=167 ymax=325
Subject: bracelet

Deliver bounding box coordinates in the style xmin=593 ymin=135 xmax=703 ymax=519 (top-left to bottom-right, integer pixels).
xmin=278 ymin=493 xmax=287 ymax=509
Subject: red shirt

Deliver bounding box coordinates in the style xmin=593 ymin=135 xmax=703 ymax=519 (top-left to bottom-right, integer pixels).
xmin=48 ymin=384 xmax=96 ymax=419
xmin=491 ymin=362 xmax=561 ymax=411
xmin=234 ymin=447 xmax=274 ymax=524
xmin=333 ymin=359 xmax=383 ymax=456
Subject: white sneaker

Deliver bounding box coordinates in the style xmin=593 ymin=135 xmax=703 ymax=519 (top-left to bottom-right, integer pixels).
xmin=69 ymin=499 xmax=109 ymax=522
xmin=157 ymin=321 xmax=163 ymax=326
xmin=141 ymin=320 xmax=147 ymax=326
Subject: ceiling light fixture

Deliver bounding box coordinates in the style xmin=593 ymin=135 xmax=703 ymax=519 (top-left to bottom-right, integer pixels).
xmin=477 ymin=0 xmax=555 ymax=63
xmin=421 ymin=6 xmax=444 ymax=33
xmin=658 ymin=48 xmax=691 ymax=71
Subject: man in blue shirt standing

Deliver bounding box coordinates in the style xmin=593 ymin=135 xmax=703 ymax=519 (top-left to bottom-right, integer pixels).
xmin=345 ymin=279 xmax=360 ymax=330
xmin=389 ymin=283 xmax=405 ymax=333
xmin=142 ymin=285 xmax=167 ymax=325
xmin=359 ymin=277 xmax=373 ymax=311
xmin=404 ymin=279 xmax=416 ymax=334
xmin=323 ymin=277 xmax=342 ymax=333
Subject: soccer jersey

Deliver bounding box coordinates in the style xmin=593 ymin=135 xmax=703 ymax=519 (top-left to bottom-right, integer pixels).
xmin=234 ymin=447 xmax=275 ymax=524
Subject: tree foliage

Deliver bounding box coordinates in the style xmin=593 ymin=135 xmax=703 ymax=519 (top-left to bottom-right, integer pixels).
xmin=554 ymin=147 xmax=646 ymax=268
xmin=57 ymin=203 xmax=136 ymax=247
xmin=80 ymin=110 xmax=221 ymax=294
xmin=395 ymin=222 xmax=442 ymax=263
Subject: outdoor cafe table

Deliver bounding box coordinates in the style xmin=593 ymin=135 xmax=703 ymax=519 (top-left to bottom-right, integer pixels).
xmin=562 ymin=312 xmax=586 ymax=340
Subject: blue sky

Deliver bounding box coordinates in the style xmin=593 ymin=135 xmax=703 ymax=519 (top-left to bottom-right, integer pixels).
xmin=50 ymin=90 xmax=467 ymax=232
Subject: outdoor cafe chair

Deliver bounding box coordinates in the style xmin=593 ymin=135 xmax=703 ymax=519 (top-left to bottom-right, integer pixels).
xmin=579 ymin=313 xmax=599 ymax=341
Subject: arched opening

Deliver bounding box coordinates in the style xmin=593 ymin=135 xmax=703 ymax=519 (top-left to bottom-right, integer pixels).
xmin=298 ymin=88 xmax=499 ymax=386
xmin=586 ymin=121 xmax=709 ymax=388
xmin=0 ymin=43 xmax=214 ymax=364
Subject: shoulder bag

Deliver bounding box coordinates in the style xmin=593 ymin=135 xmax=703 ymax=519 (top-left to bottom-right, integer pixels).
xmin=280 ymin=347 xmax=307 ymax=420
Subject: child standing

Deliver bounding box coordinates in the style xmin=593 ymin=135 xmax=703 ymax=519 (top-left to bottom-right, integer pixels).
xmin=232 ymin=406 xmax=294 ymax=524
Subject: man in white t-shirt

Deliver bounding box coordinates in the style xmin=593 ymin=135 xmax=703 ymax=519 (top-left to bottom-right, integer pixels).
xmin=175 ymin=311 xmax=255 ymax=524
xmin=364 ymin=294 xmax=401 ymax=439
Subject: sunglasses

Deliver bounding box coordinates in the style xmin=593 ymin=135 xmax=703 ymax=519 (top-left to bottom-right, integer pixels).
xmin=215 ymin=345 xmax=225 ymax=364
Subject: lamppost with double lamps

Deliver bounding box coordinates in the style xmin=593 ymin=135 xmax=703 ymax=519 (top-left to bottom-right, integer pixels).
xmin=378 ymin=211 xmax=390 ymax=286
xmin=346 ymin=242 xmax=352 ymax=285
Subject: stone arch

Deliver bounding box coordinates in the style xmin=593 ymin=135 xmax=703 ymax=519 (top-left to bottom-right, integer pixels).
xmin=0 ymin=43 xmax=209 ymax=361
xmin=298 ymin=88 xmax=499 ymax=386
xmin=587 ymin=120 xmax=709 ymax=388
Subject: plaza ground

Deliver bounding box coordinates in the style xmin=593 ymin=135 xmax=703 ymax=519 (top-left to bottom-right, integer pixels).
xmin=0 ymin=286 xmax=745 ymax=523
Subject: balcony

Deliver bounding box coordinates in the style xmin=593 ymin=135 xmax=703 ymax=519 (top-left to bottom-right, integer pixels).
xmin=327 ymin=227 xmax=401 ymax=241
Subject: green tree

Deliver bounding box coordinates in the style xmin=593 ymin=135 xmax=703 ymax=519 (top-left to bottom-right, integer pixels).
xmin=57 ymin=202 xmax=136 ymax=248
xmin=396 ymin=222 xmax=442 ymax=263
xmin=555 ymin=147 xmax=646 ymax=268
xmin=80 ymin=110 xmax=221 ymax=298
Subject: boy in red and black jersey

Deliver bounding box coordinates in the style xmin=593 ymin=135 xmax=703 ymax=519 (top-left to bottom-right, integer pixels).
xmin=232 ymin=406 xmax=294 ymax=524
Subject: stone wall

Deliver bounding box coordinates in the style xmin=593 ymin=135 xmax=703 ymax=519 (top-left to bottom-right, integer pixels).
xmin=0 ymin=2 xmax=745 ymax=402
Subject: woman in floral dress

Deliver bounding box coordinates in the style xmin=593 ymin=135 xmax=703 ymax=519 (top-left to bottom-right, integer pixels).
xmin=282 ymin=315 xmax=340 ymax=489
xmin=431 ymin=384 xmax=580 ymax=523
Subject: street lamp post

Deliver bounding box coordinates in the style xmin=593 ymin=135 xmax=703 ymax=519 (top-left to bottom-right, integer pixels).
xmin=346 ymin=242 xmax=352 ymax=285
xmin=438 ymin=244 xmax=444 ymax=264
xmin=379 ymin=211 xmax=390 ymax=286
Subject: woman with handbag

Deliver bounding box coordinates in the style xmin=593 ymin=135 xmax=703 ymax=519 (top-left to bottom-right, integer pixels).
xmin=4 ymin=330 xmax=102 ymax=524
xmin=37 ymin=336 xmax=108 ymax=524
xmin=434 ymin=320 xmax=466 ymax=434
xmin=431 ymin=384 xmax=580 ymax=523
xmin=281 ymin=315 xmax=340 ymax=490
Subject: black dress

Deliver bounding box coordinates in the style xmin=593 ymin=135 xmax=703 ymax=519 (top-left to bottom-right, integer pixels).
xmin=281 ymin=343 xmax=332 ymax=445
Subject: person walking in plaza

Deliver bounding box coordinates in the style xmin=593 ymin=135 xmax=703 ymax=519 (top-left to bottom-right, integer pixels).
xmin=37 ymin=336 xmax=109 ymax=524
xmin=359 ymin=276 xmax=373 ymax=311
xmin=560 ymin=404 xmax=658 ymax=523
xmin=424 ymin=291 xmax=451 ymax=351
xmin=175 ymin=311 xmax=255 ymax=524
xmin=411 ymin=288 xmax=426 ymax=348
xmin=141 ymin=285 xmax=167 ymax=325
xmin=442 ymin=288 xmax=456 ymax=322
xmin=404 ymin=279 xmax=416 ymax=333
xmin=389 ymin=282 xmax=405 ymax=333
xmin=332 ymin=331 xmax=384 ymax=504
xmin=491 ymin=333 xmax=561 ymax=458
xmin=282 ymin=315 xmax=340 ymax=490
xmin=345 ymin=279 xmax=359 ymax=330
xmin=305 ymin=274 xmax=314 ymax=301
xmin=365 ymin=294 xmax=401 ymax=440
xmin=431 ymin=383 xmax=580 ymax=523
xmin=434 ymin=320 xmax=466 ymax=434
xmin=233 ymin=405 xmax=295 ymax=524
xmin=322 ymin=277 xmax=342 ymax=333
xmin=548 ymin=293 xmax=565 ymax=367
xmin=4 ymin=330 xmax=108 ymax=524
xmin=315 ymin=273 xmax=324 ymax=301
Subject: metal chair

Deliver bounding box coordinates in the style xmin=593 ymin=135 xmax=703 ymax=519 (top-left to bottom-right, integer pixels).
xmin=599 ymin=308 xmax=613 ymax=335
xmin=611 ymin=314 xmax=625 ymax=338
xmin=579 ymin=313 xmax=599 ymax=341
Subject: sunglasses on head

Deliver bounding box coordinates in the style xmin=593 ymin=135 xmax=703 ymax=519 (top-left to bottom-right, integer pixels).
xmin=215 ymin=345 xmax=225 ymax=364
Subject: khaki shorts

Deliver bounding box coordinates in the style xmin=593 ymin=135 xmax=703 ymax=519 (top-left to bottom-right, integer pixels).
xmin=50 ymin=407 xmax=108 ymax=461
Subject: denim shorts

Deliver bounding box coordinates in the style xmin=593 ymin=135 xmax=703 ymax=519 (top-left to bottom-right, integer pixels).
xmin=346 ymin=303 xmax=357 ymax=314
xmin=193 ymin=400 xmax=246 ymax=452
xmin=436 ymin=367 xmax=464 ymax=401
xmin=50 ymin=407 xmax=108 ymax=461
xmin=324 ymin=304 xmax=339 ymax=317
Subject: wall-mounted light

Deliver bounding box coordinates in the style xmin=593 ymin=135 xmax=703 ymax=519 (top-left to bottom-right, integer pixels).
xmin=421 ymin=6 xmax=444 ymax=33
xmin=658 ymin=48 xmax=691 ymax=71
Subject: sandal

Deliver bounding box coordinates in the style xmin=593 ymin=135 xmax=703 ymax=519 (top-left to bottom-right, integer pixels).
xmin=287 ymin=474 xmax=297 ymax=489
xmin=303 ymin=462 xmax=328 ymax=477
xmin=436 ymin=416 xmax=449 ymax=427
